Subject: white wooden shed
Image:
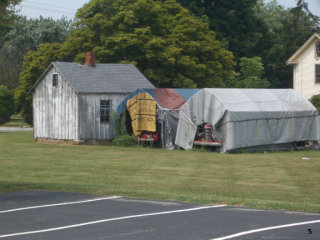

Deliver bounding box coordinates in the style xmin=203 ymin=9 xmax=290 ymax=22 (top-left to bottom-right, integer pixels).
xmin=29 ymin=52 xmax=154 ymax=142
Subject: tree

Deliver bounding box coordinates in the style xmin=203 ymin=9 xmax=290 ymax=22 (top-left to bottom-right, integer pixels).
xmin=176 ymin=0 xmax=270 ymax=60
xmin=228 ymin=57 xmax=269 ymax=88
xmin=254 ymin=0 xmax=319 ymax=88
xmin=62 ymin=0 xmax=235 ymax=88
xmin=0 ymin=0 xmax=21 ymax=38
xmin=0 ymin=16 xmax=72 ymax=89
xmin=14 ymin=43 xmax=63 ymax=124
xmin=310 ymin=94 xmax=320 ymax=113
xmin=0 ymin=85 xmax=14 ymax=124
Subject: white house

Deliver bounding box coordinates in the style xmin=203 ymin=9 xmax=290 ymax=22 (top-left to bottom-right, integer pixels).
xmin=28 ymin=52 xmax=154 ymax=143
xmin=287 ymin=33 xmax=320 ymax=99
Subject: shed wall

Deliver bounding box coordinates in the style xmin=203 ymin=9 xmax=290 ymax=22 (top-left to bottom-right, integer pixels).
xmin=78 ymin=93 xmax=128 ymax=140
xmin=33 ymin=67 xmax=79 ymax=140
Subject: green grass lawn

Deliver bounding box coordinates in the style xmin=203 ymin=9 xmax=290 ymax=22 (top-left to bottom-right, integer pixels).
xmin=0 ymin=115 xmax=31 ymax=128
xmin=0 ymin=131 xmax=320 ymax=213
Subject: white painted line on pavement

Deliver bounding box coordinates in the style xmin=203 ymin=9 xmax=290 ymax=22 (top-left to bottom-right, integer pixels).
xmin=0 ymin=196 xmax=121 ymax=214
xmin=212 ymin=219 xmax=320 ymax=240
xmin=0 ymin=205 xmax=226 ymax=238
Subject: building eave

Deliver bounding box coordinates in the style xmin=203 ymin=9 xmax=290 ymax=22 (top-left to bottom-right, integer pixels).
xmin=286 ymin=33 xmax=320 ymax=64
xmin=28 ymin=63 xmax=54 ymax=95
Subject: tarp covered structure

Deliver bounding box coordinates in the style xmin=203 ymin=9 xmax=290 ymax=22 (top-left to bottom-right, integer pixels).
xmin=117 ymin=88 xmax=200 ymax=149
xmin=175 ymin=88 xmax=320 ymax=153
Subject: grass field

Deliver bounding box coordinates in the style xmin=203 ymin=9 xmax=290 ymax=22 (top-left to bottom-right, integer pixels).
xmin=0 ymin=131 xmax=320 ymax=213
xmin=0 ymin=114 xmax=31 ymax=128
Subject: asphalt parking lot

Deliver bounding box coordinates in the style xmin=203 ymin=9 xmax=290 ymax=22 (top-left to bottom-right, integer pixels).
xmin=0 ymin=191 xmax=319 ymax=240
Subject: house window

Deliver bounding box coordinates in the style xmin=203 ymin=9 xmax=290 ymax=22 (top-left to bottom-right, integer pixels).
xmin=100 ymin=100 xmax=111 ymax=123
xmin=316 ymin=65 xmax=320 ymax=83
xmin=316 ymin=41 xmax=320 ymax=58
xmin=52 ymin=74 xmax=58 ymax=87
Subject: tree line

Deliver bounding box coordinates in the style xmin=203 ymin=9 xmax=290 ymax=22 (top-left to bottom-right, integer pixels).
xmin=0 ymin=0 xmax=319 ymax=125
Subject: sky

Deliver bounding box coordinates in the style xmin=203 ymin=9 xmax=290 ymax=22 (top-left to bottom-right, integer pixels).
xmin=17 ymin=0 xmax=320 ymax=20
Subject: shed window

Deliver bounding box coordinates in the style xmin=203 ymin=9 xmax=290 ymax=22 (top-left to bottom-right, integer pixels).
xmin=100 ymin=100 xmax=111 ymax=123
xmin=316 ymin=65 xmax=320 ymax=83
xmin=52 ymin=74 xmax=58 ymax=87
xmin=316 ymin=41 xmax=320 ymax=58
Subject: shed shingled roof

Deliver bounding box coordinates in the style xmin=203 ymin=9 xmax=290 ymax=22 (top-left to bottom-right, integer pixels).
xmin=53 ymin=62 xmax=154 ymax=93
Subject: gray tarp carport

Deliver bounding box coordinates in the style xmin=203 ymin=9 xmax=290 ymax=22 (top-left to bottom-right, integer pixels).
xmin=175 ymin=88 xmax=320 ymax=153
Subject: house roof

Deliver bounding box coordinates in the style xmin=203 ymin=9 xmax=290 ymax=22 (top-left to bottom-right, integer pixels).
xmin=286 ymin=32 xmax=320 ymax=64
xmin=29 ymin=62 xmax=154 ymax=94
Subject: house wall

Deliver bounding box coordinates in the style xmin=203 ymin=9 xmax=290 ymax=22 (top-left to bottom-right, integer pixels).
xmin=293 ymin=38 xmax=320 ymax=99
xmin=78 ymin=93 xmax=128 ymax=140
xmin=33 ymin=67 xmax=79 ymax=140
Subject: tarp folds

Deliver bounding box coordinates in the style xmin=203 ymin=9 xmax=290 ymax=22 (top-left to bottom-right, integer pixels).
xmin=175 ymin=88 xmax=320 ymax=153
xmin=117 ymin=88 xmax=200 ymax=149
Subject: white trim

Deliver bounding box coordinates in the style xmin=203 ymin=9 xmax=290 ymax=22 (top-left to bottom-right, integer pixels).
xmin=287 ymin=33 xmax=320 ymax=64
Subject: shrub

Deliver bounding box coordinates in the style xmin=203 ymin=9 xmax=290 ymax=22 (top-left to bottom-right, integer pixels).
xmin=309 ymin=94 xmax=320 ymax=112
xmin=0 ymin=85 xmax=14 ymax=124
xmin=112 ymin=135 xmax=137 ymax=147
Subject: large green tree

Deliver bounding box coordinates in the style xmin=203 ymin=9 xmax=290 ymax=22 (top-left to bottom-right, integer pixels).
xmin=63 ymin=0 xmax=235 ymax=88
xmin=0 ymin=16 xmax=71 ymax=89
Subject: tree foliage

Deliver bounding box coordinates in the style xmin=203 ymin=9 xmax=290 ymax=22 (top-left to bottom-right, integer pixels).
xmin=176 ymin=0 xmax=269 ymax=60
xmin=14 ymin=43 xmax=63 ymax=124
xmin=0 ymin=0 xmax=21 ymax=37
xmin=177 ymin=0 xmax=319 ymax=88
xmin=63 ymin=0 xmax=235 ymax=88
xmin=0 ymin=85 xmax=14 ymax=124
xmin=310 ymin=95 xmax=320 ymax=113
xmin=0 ymin=16 xmax=71 ymax=89
xmin=254 ymin=0 xmax=319 ymax=88
xmin=228 ymin=57 xmax=269 ymax=88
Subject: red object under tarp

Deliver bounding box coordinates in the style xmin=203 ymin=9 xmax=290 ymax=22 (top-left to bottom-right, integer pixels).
xmin=155 ymin=88 xmax=186 ymax=109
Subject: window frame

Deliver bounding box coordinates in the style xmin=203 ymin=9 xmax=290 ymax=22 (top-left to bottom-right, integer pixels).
xmin=52 ymin=74 xmax=58 ymax=87
xmin=316 ymin=41 xmax=320 ymax=58
xmin=316 ymin=64 xmax=320 ymax=83
xmin=100 ymin=100 xmax=111 ymax=124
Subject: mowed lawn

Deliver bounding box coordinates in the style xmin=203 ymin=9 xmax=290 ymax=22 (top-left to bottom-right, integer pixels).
xmin=0 ymin=131 xmax=320 ymax=213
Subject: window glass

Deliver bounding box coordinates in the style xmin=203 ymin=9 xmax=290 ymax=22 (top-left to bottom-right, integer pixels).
xmin=100 ymin=100 xmax=111 ymax=123
xmin=316 ymin=41 xmax=320 ymax=58
xmin=316 ymin=65 xmax=320 ymax=83
xmin=52 ymin=74 xmax=58 ymax=87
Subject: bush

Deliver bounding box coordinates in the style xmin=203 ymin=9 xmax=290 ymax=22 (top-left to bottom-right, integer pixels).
xmin=310 ymin=94 xmax=320 ymax=112
xmin=0 ymin=85 xmax=14 ymax=124
xmin=112 ymin=135 xmax=137 ymax=147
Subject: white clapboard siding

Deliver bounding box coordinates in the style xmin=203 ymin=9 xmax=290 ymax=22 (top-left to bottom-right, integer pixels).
xmin=293 ymin=37 xmax=320 ymax=99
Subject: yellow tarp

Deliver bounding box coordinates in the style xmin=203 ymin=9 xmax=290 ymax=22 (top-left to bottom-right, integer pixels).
xmin=127 ymin=92 xmax=157 ymax=136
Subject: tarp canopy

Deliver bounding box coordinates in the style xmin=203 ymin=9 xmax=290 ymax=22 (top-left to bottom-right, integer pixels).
xmin=117 ymin=88 xmax=200 ymax=149
xmin=175 ymin=88 xmax=320 ymax=152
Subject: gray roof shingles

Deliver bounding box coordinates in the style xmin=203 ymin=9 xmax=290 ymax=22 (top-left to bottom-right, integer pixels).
xmin=54 ymin=62 xmax=154 ymax=93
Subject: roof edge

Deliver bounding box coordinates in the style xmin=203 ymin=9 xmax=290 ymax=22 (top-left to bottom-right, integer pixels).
xmin=28 ymin=63 xmax=54 ymax=94
xmin=287 ymin=32 xmax=320 ymax=64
